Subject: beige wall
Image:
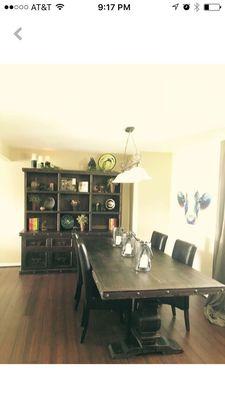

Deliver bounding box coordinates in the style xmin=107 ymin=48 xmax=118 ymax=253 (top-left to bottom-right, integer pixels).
xmin=167 ymin=141 xmax=220 ymax=276
xmin=0 ymin=148 xmax=132 ymax=265
xmin=132 ymin=152 xmax=173 ymax=241
xmin=0 ymin=139 xmax=11 ymax=160
xmin=0 ymin=158 xmax=24 ymax=265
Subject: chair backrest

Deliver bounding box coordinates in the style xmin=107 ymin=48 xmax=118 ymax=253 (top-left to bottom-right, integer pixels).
xmin=151 ymin=231 xmax=168 ymax=252
xmin=172 ymin=239 xmax=197 ymax=267
xmin=72 ymin=231 xmax=81 ymax=272
xmin=78 ymin=241 xmax=94 ymax=303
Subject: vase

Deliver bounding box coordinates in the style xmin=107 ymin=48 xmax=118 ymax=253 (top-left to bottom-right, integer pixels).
xmin=32 ymin=202 xmax=39 ymax=211
xmin=31 ymin=178 xmax=39 ymax=190
xmin=72 ymin=201 xmax=79 ymax=211
xmin=80 ymin=223 xmax=85 ymax=232
xmin=109 ymin=183 xmax=115 ymax=194
xmin=109 ymin=218 xmax=117 ymax=231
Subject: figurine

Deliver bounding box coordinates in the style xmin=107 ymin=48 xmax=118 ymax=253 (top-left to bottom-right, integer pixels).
xmin=88 ymin=157 xmax=96 ymax=171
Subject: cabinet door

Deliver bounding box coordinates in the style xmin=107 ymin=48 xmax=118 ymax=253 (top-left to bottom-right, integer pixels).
xmin=50 ymin=251 xmax=73 ymax=270
xmin=25 ymin=251 xmax=48 ymax=271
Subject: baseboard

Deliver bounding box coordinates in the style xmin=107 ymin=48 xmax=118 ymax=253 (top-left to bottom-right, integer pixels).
xmin=0 ymin=263 xmax=20 ymax=268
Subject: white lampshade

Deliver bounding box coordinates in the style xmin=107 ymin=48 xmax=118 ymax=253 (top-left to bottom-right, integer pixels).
xmin=113 ymin=166 xmax=151 ymax=184
xmin=113 ymin=169 xmax=131 ymax=184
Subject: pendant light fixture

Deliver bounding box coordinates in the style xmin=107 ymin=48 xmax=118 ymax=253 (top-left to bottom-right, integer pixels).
xmin=113 ymin=127 xmax=151 ymax=184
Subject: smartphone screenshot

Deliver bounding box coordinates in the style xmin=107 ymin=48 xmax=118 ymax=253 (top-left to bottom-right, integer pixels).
xmin=0 ymin=1 xmax=225 ymax=399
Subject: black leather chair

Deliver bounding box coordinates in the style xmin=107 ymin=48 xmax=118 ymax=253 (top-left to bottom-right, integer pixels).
xmin=160 ymin=239 xmax=197 ymax=331
xmin=151 ymin=231 xmax=168 ymax=252
xmin=78 ymin=241 xmax=131 ymax=343
xmin=73 ymin=232 xmax=83 ymax=310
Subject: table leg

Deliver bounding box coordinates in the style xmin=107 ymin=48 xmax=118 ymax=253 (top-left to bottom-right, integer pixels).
xmin=108 ymin=301 xmax=183 ymax=359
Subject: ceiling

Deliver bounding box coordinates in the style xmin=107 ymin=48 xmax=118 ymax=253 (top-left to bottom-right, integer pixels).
xmin=0 ymin=64 xmax=225 ymax=153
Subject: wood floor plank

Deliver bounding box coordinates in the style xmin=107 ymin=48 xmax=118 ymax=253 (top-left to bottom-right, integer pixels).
xmin=0 ymin=268 xmax=225 ymax=364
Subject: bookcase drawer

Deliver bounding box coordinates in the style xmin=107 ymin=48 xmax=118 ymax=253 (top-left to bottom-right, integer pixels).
xmin=26 ymin=239 xmax=47 ymax=247
xmin=52 ymin=238 xmax=72 ymax=247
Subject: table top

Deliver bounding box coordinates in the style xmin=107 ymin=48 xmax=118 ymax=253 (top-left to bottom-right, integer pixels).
xmin=84 ymin=236 xmax=225 ymax=300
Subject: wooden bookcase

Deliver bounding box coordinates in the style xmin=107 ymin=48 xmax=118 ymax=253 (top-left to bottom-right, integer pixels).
xmin=20 ymin=168 xmax=122 ymax=274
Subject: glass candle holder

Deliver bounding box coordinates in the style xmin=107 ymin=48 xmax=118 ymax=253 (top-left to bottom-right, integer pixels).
xmin=121 ymin=232 xmax=136 ymax=257
xmin=112 ymin=227 xmax=123 ymax=247
xmin=45 ymin=156 xmax=51 ymax=168
xmin=136 ymin=241 xmax=153 ymax=272
xmin=31 ymin=153 xmax=37 ymax=168
xmin=37 ymin=155 xmax=44 ymax=168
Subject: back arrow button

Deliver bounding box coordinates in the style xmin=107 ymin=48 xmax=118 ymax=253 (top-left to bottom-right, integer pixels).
xmin=14 ymin=27 xmax=22 ymax=40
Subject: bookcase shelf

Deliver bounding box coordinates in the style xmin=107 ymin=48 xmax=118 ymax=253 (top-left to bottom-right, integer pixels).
xmin=59 ymin=211 xmax=91 ymax=214
xmin=27 ymin=190 xmax=58 ymax=194
xmin=59 ymin=191 xmax=91 ymax=195
xmin=92 ymin=212 xmax=120 ymax=215
xmin=26 ymin=211 xmax=58 ymax=214
xmin=92 ymin=192 xmax=120 ymax=196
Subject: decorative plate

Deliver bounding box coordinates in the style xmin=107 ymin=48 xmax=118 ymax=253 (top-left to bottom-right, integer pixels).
xmin=61 ymin=215 xmax=74 ymax=230
xmin=44 ymin=197 xmax=55 ymax=210
xmin=105 ymin=198 xmax=116 ymax=210
xmin=98 ymin=153 xmax=116 ymax=171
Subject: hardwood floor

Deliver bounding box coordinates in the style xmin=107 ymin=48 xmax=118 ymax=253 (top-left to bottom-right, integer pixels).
xmin=0 ymin=267 xmax=225 ymax=364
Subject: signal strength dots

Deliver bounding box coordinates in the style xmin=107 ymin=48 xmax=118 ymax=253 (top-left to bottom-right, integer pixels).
xmin=56 ymin=3 xmax=64 ymax=10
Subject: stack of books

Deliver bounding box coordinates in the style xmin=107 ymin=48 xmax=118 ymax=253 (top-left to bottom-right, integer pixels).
xmin=28 ymin=218 xmax=39 ymax=231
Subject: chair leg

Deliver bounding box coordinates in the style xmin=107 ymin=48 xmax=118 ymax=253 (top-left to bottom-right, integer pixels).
xmin=80 ymin=307 xmax=90 ymax=343
xmin=171 ymin=305 xmax=176 ymax=317
xmin=125 ymin=305 xmax=132 ymax=343
xmin=119 ymin=311 xmax=124 ymax=323
xmin=74 ymin=283 xmax=82 ymax=311
xmin=184 ymin=309 xmax=190 ymax=331
xmin=74 ymin=284 xmax=79 ymax=300
xmin=80 ymin=305 xmax=86 ymax=327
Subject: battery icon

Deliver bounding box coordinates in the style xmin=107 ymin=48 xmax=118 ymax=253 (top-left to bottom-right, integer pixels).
xmin=204 ymin=3 xmax=222 ymax=10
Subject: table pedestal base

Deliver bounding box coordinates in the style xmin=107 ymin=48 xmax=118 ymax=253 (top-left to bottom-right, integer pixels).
xmin=109 ymin=335 xmax=183 ymax=359
xmin=108 ymin=301 xmax=183 ymax=359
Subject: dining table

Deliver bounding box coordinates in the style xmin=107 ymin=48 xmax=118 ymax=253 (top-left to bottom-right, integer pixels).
xmin=84 ymin=235 xmax=225 ymax=359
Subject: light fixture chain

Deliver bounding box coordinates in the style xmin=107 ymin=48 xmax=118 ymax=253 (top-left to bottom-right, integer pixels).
xmin=130 ymin=132 xmax=138 ymax=156
xmin=122 ymin=129 xmax=139 ymax=170
xmin=123 ymin=131 xmax=131 ymax=170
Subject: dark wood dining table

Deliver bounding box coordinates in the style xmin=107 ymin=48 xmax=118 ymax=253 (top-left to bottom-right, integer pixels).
xmin=84 ymin=235 xmax=225 ymax=358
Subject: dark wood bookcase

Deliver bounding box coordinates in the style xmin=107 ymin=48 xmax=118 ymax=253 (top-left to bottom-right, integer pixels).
xmin=20 ymin=168 xmax=122 ymax=274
